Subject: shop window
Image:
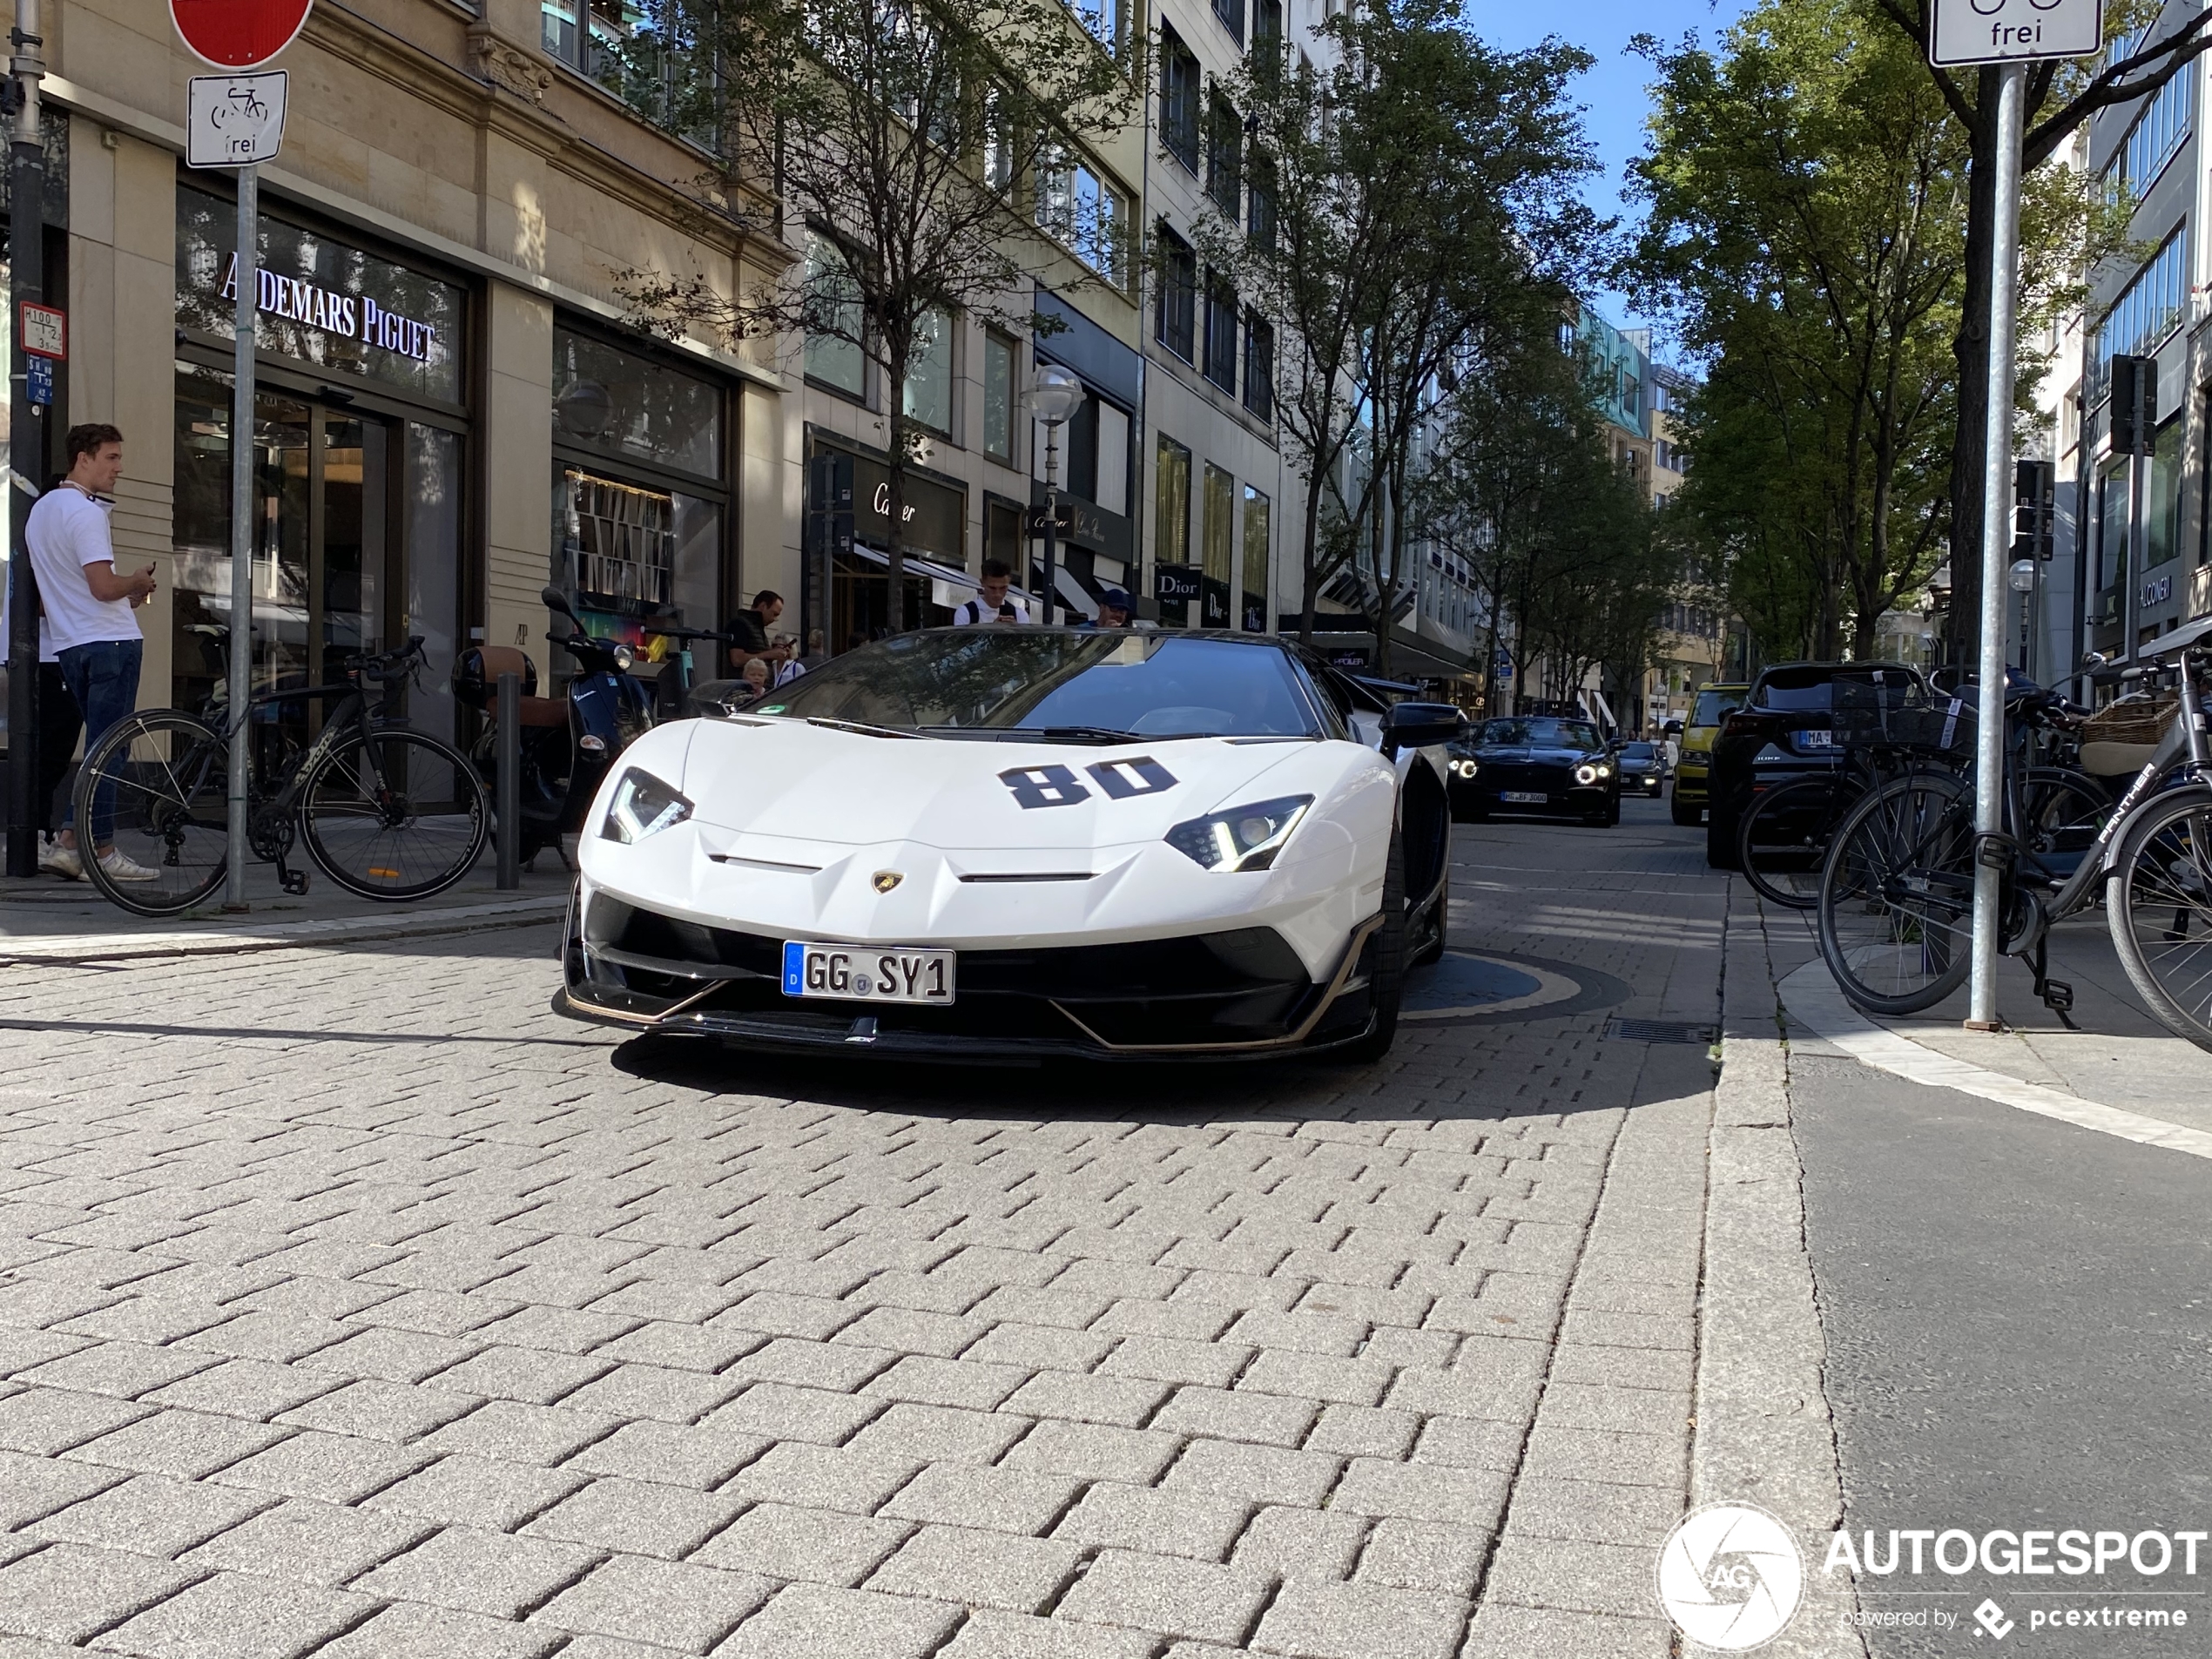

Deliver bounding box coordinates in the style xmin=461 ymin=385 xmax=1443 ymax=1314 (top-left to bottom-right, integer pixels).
xmin=982 ymin=330 xmax=1016 ymax=463
xmin=553 ymin=326 xmax=722 ymax=480
xmin=1241 ymin=485 xmax=1271 ymax=631
xmin=176 ymin=183 xmax=465 ymax=406
xmin=903 ymin=308 xmax=955 ymax=437
xmin=553 ymin=466 xmax=722 ymax=642
xmin=803 ymin=233 xmax=867 ymax=400
xmin=1204 ymin=273 xmax=1238 ymax=394
xmin=2149 ymin=412 xmax=2182 ymax=569
xmin=1095 ymin=401 xmax=1130 ymax=515
xmin=1203 ymin=463 xmax=1236 ymax=625
xmin=1157 ymin=433 xmax=1193 ymax=567
xmin=1157 ymin=230 xmax=1197 ymax=361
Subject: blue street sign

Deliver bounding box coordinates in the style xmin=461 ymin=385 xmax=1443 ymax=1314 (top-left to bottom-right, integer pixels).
xmin=24 ymin=356 xmax=51 ymax=407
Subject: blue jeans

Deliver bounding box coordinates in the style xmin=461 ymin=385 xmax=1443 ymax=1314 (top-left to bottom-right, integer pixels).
xmin=57 ymin=637 xmax=142 ymax=848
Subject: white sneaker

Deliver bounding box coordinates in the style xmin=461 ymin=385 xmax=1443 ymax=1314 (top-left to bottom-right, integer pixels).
xmin=96 ymin=849 xmax=158 ymax=882
xmin=37 ymin=842 xmax=81 ymax=880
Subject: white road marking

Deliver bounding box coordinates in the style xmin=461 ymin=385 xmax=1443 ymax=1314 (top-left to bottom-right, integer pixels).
xmin=1779 ymin=960 xmax=2212 ymax=1162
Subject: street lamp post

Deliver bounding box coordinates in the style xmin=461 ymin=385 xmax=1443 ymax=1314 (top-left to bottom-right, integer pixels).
xmin=3 ymin=0 xmax=42 ymax=880
xmin=1028 ymin=363 xmax=1083 ymax=625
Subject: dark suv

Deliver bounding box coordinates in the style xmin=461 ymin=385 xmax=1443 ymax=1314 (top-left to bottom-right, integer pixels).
xmin=1704 ymin=661 xmax=1930 ymax=868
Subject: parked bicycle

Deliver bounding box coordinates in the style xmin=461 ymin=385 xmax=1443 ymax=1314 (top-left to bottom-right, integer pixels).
xmin=1737 ymin=676 xmax=2109 ymax=912
xmin=72 ymin=635 xmax=489 ymax=917
xmin=1813 ymin=618 xmax=2212 ymax=1049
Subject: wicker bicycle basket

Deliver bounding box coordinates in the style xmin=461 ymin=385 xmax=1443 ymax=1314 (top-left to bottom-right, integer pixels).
xmin=2081 ymin=692 xmax=2178 ymax=746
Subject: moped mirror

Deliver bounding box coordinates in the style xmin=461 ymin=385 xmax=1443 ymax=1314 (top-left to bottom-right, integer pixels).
xmin=542 ymin=585 xmax=579 ymax=621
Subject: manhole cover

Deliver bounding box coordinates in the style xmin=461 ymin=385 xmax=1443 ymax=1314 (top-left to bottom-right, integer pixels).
xmin=1604 ymin=1017 xmax=1717 ymax=1045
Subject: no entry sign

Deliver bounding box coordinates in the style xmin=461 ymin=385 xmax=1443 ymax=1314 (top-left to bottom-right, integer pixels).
xmin=170 ymin=0 xmax=313 ymax=70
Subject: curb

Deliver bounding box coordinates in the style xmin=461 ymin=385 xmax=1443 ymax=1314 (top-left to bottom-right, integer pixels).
xmin=1690 ymin=884 xmax=1866 ymax=1657
xmin=0 ymin=894 xmax=567 ymax=966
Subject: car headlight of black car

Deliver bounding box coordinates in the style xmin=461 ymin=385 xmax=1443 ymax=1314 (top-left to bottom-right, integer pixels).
xmin=1166 ymin=795 xmax=1313 ymax=873
xmin=1450 ymin=758 xmax=1478 ymax=779
xmin=1574 ymin=761 xmax=1614 ymax=786
xmin=600 ymin=767 xmax=693 ymax=843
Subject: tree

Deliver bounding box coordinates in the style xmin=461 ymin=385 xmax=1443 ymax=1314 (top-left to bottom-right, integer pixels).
xmin=1629 ymin=0 xmax=2115 ymax=660
xmin=613 ymin=0 xmax=1137 ymax=627
xmin=1863 ymin=0 xmax=2212 ymax=658
xmin=1194 ymin=0 xmax=1598 ymax=654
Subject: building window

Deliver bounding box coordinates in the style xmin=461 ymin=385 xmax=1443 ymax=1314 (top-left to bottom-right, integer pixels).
xmin=1207 ymin=97 xmax=1243 ymax=216
xmin=1162 ymin=29 xmax=1201 ymax=172
xmin=1069 ymin=0 xmax=1120 ymax=54
xmin=982 ymin=330 xmax=1015 ymax=463
xmin=1157 ymin=433 xmax=1192 ymax=568
xmin=1243 ymin=313 xmax=1274 ymax=419
xmin=1241 ymin=484 xmax=1270 ymax=630
xmin=2120 ymin=56 xmax=2192 ymax=193
xmin=1038 ymin=151 xmax=1128 ymax=283
xmin=902 ymin=307 xmax=954 ymax=436
xmin=1246 ymin=152 xmax=1277 ymax=252
xmin=1203 ymin=463 xmax=1236 ymax=625
xmin=1621 ymin=374 xmax=1640 ymax=418
xmin=2093 ymin=229 xmax=2187 ymax=392
xmin=1204 ymin=272 xmax=1238 ymax=394
xmin=1157 ymin=228 xmax=1197 ymax=361
xmin=1213 ymin=0 xmax=1244 ymax=46
xmin=802 ymin=233 xmax=866 ymax=400
xmin=1253 ymin=0 xmax=1282 ymax=54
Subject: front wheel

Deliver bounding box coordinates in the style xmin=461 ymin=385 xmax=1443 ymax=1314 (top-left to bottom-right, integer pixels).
xmin=1738 ymin=775 xmax=1852 ymax=911
xmin=2108 ymin=786 xmax=2212 ymax=1053
xmin=300 ymin=727 xmax=489 ymax=900
xmin=72 ymin=710 xmax=231 ymax=917
xmin=1815 ymin=772 xmax=1975 ymax=1016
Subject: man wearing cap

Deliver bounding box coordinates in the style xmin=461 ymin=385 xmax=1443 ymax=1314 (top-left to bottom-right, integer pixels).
xmin=1083 ymin=589 xmax=1133 ymax=629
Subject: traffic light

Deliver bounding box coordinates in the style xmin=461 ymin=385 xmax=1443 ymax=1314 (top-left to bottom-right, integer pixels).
xmin=2109 ymin=354 xmax=2157 ymax=456
xmin=2013 ymin=459 xmax=2054 ymax=562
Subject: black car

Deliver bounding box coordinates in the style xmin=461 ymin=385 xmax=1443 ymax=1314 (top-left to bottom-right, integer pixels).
xmin=1448 ymin=715 xmax=1621 ymax=826
xmin=1705 ymin=661 xmax=1929 ymax=867
xmin=1615 ymin=740 xmax=1666 ymax=797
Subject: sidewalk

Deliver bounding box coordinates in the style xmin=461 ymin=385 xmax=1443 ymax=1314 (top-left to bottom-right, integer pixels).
xmin=1764 ymin=903 xmax=2212 ymax=1153
xmin=0 ymin=857 xmax=570 ymax=965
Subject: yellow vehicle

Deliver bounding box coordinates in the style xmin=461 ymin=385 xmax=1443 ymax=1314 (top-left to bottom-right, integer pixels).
xmin=1669 ymin=681 xmax=1749 ymax=826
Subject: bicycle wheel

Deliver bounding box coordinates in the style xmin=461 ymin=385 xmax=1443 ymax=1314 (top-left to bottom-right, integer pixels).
xmin=72 ymin=710 xmax=230 ymax=917
xmin=2109 ymin=786 xmax=2212 ymax=1053
xmin=1816 ymin=771 xmax=1975 ymax=1015
xmin=298 ymin=727 xmax=489 ymax=900
xmin=2019 ymin=767 xmax=2113 ymax=873
xmin=1737 ymin=775 xmax=1852 ymax=910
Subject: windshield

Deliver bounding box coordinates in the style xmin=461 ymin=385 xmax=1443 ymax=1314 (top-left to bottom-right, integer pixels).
xmin=754 ymin=630 xmax=1325 ymax=738
xmin=1478 ymin=718 xmax=1600 ymax=750
xmin=1690 ymin=689 xmax=1743 ymax=727
xmin=1621 ymin=743 xmax=1656 ymax=759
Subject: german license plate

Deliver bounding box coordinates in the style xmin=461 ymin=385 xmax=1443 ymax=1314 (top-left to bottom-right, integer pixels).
xmin=1501 ymin=791 xmax=1548 ymax=804
xmin=1796 ymin=729 xmax=1834 ymax=747
xmin=781 ymin=941 xmax=956 ymax=1004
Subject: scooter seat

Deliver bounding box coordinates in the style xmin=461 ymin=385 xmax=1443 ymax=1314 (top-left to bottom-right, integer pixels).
xmin=489 ymin=692 xmax=569 ymax=729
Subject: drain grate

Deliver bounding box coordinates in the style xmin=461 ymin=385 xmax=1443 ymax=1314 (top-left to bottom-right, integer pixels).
xmin=1604 ymin=1017 xmax=1718 ymax=1045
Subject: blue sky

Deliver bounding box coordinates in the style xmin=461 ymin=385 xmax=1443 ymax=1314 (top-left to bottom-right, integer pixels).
xmin=1474 ymin=0 xmax=1753 ymax=360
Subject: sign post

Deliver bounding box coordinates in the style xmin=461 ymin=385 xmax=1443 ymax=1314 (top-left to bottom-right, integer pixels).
xmin=1927 ymin=0 xmax=2101 ymax=1030
xmin=173 ymin=1 xmax=304 ymax=910
xmin=3 ymin=0 xmax=44 ymax=880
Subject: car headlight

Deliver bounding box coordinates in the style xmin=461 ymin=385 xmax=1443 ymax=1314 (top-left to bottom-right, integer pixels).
xmin=1450 ymin=759 xmax=1477 ymax=778
xmin=1165 ymin=795 xmax=1312 ymax=872
xmin=1575 ymin=763 xmax=1613 ymax=785
xmin=599 ymin=767 xmax=693 ymax=843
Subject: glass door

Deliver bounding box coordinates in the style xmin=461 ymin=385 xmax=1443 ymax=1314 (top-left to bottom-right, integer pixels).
xmin=172 ymin=365 xmax=395 ymax=745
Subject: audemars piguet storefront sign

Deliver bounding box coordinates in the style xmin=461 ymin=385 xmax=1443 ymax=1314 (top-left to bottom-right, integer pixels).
xmin=175 ymin=181 xmax=465 ymax=403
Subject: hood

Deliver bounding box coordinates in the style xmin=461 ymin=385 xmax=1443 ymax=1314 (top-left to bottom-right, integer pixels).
xmin=1472 ymin=744 xmax=1600 ymax=765
xmin=639 ymin=717 xmax=1364 ymax=855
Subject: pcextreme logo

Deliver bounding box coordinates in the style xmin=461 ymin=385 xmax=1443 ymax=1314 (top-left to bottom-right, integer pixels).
xmin=1656 ymin=1502 xmax=1806 ymax=1650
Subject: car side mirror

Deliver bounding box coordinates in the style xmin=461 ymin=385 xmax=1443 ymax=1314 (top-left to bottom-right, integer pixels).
xmin=1382 ymin=701 xmax=1463 ymax=752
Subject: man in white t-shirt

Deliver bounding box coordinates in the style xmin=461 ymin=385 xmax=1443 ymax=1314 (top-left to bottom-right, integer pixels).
xmin=30 ymin=424 xmax=157 ymax=881
xmin=951 ymin=560 xmax=1032 ymax=626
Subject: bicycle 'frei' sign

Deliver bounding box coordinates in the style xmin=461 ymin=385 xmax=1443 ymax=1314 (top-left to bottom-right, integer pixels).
xmin=171 ymin=0 xmax=313 ymax=70
xmin=1929 ymin=0 xmax=2102 ymax=68
xmin=185 ymin=72 xmax=288 ymax=168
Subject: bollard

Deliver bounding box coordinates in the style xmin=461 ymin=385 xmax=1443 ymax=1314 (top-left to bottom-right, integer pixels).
xmin=496 ymin=670 xmax=520 ymax=891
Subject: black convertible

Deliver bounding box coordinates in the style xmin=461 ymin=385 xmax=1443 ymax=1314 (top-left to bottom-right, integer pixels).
xmin=1447 ymin=715 xmax=1621 ymax=826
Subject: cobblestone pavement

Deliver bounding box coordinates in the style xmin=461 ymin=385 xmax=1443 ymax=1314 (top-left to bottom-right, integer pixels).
xmin=0 ymin=800 xmax=1728 ymax=1659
